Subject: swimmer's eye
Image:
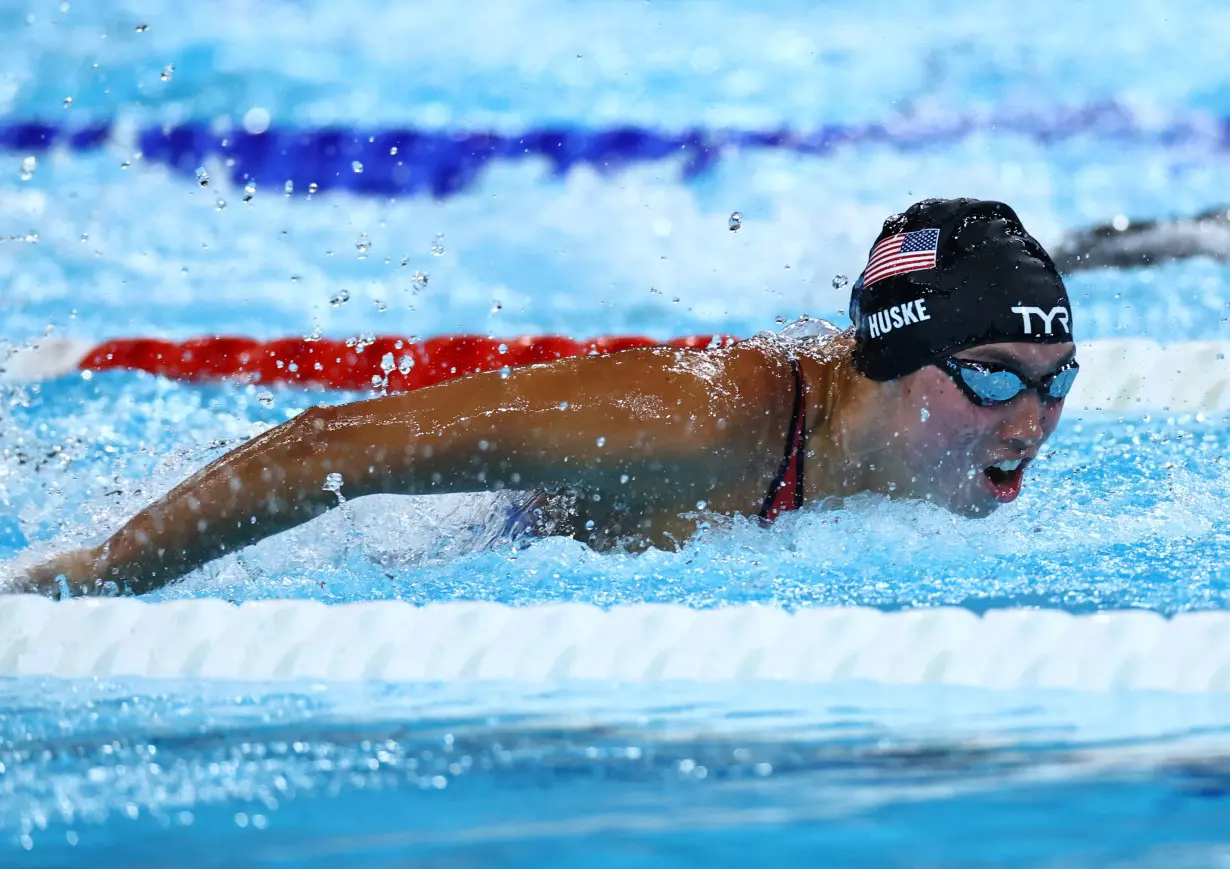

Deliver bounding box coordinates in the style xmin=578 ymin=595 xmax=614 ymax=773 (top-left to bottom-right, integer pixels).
xmin=937 ymin=358 xmax=1079 ymax=407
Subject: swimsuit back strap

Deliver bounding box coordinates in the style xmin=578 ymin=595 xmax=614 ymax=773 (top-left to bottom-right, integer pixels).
xmin=758 ymin=358 xmax=807 ymax=522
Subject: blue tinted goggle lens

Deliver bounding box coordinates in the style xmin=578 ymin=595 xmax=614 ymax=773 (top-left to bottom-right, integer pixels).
xmin=1045 ymin=365 xmax=1079 ymax=399
xmin=956 ymin=367 xmax=1024 ymax=403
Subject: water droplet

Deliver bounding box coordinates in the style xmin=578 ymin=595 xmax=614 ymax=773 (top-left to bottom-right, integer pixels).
xmin=695 ymin=500 xmax=707 ymax=510
xmin=135 ymin=23 xmax=148 ymax=32
xmin=322 ymin=472 xmax=344 ymax=493
xmin=214 ymin=198 xmax=227 ymax=211
xmin=257 ymin=391 xmax=274 ymax=408
xmin=398 ymin=355 xmax=414 ymax=374
xmin=584 ymin=519 xmax=595 ymax=530
xmin=62 ymin=96 xmax=73 ymax=107
xmin=380 ymin=352 xmax=395 ymax=374
xmin=308 ymin=182 xmax=318 ymax=195
xmin=19 ymin=156 xmax=36 ymax=181
xmin=1112 ymin=215 xmax=1130 ymax=232
xmin=374 ymin=299 xmax=387 ymax=312
xmin=920 ymin=408 xmax=930 ymax=422
xmin=497 ymin=343 xmax=508 ymax=354
xmin=619 ymin=474 xmax=629 ymax=484
xmin=499 ymin=366 xmax=512 ymax=379
xmin=356 ymin=233 xmax=370 ymax=259
xmin=329 ymin=289 xmax=350 ymax=307
xmin=351 ymin=160 xmax=364 ymax=174
xmin=832 ymin=274 xmax=849 ymax=289
xmin=431 ymin=233 xmax=445 ymax=256
xmin=389 ymin=146 xmax=399 ymax=156
xmin=411 ymin=271 xmax=429 ymax=291
xmin=120 ymin=160 xmax=130 ymax=169
xmin=775 ymin=315 xmax=787 ymax=324
xmin=243 ymin=181 xmax=256 ymax=203
xmin=195 ymin=167 xmax=209 ymax=186
xmin=491 ymin=302 xmax=503 ymax=313
xmin=284 ymin=180 xmax=294 ymax=195
xmin=160 ymin=65 xmax=174 ymax=82
xmin=728 ymin=211 xmax=742 ymax=232
xmin=596 ymin=436 xmax=606 ymax=448
xmin=242 ymin=107 xmax=271 ymax=135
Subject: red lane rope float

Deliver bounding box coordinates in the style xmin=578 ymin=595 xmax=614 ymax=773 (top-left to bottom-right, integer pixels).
xmin=79 ymin=334 xmax=740 ymax=392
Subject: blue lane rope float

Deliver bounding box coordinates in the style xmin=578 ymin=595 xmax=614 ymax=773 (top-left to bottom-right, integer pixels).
xmin=3 ymin=100 xmax=1229 ymax=198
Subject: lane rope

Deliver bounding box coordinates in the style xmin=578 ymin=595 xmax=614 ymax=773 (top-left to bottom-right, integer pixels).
xmin=1 ymin=334 xmax=1226 ymax=413
xmin=1 ymin=597 xmax=1228 ymax=692
xmin=3 ymin=103 xmax=1229 ymax=198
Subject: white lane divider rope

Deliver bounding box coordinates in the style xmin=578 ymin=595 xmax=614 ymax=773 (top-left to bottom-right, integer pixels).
xmin=2 ymin=597 xmax=1228 ymax=692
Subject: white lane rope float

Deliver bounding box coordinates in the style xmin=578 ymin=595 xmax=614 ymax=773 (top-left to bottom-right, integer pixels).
xmin=2 ymin=598 xmax=1230 ymax=692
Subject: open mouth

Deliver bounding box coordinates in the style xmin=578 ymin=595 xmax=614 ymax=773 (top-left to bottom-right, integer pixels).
xmin=982 ymin=457 xmax=1028 ymax=503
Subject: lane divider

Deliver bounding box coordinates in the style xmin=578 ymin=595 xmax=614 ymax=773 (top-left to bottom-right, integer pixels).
xmin=0 ymin=597 xmax=1227 ymax=692
xmin=1 ymin=334 xmax=1226 ymax=413
xmin=2 ymin=102 xmax=1226 ymax=197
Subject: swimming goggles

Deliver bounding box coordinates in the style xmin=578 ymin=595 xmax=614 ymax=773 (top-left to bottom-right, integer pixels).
xmin=935 ymin=357 xmax=1079 ymax=407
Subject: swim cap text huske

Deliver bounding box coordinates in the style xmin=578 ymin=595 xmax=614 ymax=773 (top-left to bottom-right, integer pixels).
xmin=866 ymin=298 xmax=930 ymax=339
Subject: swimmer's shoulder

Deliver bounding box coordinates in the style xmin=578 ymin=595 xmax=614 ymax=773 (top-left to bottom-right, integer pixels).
xmin=730 ymin=316 xmax=854 ymax=376
xmin=727 ymin=320 xmax=857 ymax=432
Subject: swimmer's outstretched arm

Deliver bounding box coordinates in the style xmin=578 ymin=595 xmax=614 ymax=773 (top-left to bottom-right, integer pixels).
xmin=19 ymin=345 xmax=787 ymax=596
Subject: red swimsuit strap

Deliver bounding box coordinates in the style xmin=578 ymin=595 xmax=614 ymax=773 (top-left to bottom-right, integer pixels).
xmin=758 ymin=358 xmax=807 ymax=522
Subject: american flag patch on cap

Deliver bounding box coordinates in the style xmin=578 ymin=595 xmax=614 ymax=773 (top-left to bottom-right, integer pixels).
xmin=861 ymin=228 xmax=941 ymax=288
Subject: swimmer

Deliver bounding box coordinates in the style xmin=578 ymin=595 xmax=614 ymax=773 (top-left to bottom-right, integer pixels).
xmin=18 ymin=198 xmax=1078 ymax=596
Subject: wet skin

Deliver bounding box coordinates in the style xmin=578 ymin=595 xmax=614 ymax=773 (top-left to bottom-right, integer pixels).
xmin=14 ymin=333 xmax=1076 ymax=596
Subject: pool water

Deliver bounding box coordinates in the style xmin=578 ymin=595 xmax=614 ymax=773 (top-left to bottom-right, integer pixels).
xmin=9 ymin=679 xmax=1230 ymax=868
xmin=1 ymin=0 xmax=1229 ymax=865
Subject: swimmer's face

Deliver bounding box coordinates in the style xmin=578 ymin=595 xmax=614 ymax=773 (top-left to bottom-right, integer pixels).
xmin=885 ymin=341 xmax=1076 ymax=516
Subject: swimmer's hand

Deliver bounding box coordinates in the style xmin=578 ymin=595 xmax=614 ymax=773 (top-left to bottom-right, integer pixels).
xmin=13 ymin=546 xmax=108 ymax=598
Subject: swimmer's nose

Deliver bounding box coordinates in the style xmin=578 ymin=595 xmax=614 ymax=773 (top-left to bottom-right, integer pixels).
xmin=998 ymin=392 xmax=1043 ymax=450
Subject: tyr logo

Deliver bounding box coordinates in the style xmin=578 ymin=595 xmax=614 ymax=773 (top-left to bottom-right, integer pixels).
xmin=1010 ymin=306 xmax=1070 ymax=335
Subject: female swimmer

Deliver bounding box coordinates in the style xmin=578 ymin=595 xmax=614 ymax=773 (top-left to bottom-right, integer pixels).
xmin=19 ymin=198 xmax=1078 ymax=596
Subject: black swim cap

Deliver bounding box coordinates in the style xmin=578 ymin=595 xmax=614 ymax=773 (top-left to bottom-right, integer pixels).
xmin=849 ymin=198 xmax=1072 ymax=382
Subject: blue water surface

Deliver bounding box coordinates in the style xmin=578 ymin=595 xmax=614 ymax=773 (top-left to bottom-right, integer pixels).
xmin=7 ymin=679 xmax=1230 ymax=868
